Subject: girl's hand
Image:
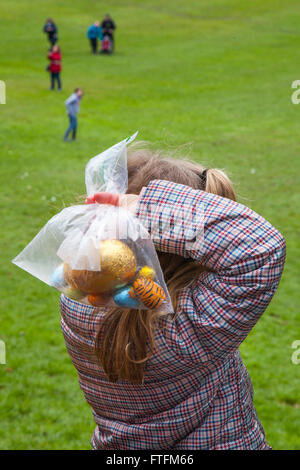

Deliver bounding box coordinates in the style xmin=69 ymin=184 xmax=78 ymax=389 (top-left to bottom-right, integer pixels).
xmin=85 ymin=192 xmax=139 ymax=214
xmin=85 ymin=193 xmax=119 ymax=206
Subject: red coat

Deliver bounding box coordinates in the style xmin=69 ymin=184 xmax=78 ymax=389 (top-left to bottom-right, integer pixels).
xmin=48 ymin=51 xmax=62 ymax=73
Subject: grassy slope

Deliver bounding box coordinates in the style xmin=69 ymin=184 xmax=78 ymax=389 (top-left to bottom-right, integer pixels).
xmin=0 ymin=0 xmax=299 ymax=449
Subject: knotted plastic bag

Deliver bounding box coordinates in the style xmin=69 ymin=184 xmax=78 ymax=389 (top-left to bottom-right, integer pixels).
xmin=13 ymin=133 xmax=173 ymax=312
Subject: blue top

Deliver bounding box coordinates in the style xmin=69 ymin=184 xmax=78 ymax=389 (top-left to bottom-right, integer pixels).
xmin=65 ymin=93 xmax=81 ymax=116
xmin=87 ymin=24 xmax=103 ymax=40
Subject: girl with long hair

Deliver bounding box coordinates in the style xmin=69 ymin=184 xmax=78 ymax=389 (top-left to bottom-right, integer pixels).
xmin=60 ymin=143 xmax=285 ymax=449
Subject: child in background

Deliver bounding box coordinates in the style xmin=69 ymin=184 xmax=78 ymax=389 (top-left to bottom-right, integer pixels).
xmin=60 ymin=146 xmax=286 ymax=450
xmin=47 ymin=45 xmax=62 ymax=91
xmin=87 ymin=21 xmax=103 ymax=54
xmin=63 ymin=87 xmax=83 ymax=141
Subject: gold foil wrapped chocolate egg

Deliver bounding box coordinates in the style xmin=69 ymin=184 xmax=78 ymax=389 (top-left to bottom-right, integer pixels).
xmin=137 ymin=265 xmax=155 ymax=281
xmin=133 ymin=278 xmax=166 ymax=309
xmin=64 ymin=240 xmax=136 ymax=294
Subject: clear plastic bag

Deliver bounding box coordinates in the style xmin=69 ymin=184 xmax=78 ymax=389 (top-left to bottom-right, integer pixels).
xmin=13 ymin=133 xmax=173 ymax=312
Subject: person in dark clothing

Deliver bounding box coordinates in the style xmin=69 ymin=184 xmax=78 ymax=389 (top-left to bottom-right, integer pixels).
xmin=100 ymin=14 xmax=116 ymax=53
xmin=101 ymin=14 xmax=116 ymax=39
xmin=47 ymin=45 xmax=62 ymax=91
xmin=43 ymin=18 xmax=58 ymax=46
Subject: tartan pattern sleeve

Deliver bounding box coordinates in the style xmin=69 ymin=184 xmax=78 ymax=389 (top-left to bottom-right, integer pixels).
xmin=136 ymin=179 xmax=286 ymax=361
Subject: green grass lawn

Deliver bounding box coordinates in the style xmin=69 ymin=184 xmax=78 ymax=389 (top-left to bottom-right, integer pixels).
xmin=0 ymin=0 xmax=300 ymax=450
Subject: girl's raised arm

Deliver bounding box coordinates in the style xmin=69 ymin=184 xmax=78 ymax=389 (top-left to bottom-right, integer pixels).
xmin=136 ymin=179 xmax=286 ymax=362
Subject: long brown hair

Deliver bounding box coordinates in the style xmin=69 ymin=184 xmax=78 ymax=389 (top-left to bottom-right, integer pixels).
xmin=95 ymin=143 xmax=236 ymax=384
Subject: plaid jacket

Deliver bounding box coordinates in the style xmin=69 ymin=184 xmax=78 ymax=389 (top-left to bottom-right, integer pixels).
xmin=60 ymin=179 xmax=286 ymax=450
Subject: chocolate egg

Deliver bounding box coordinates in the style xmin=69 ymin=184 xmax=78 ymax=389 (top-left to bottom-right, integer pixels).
xmin=133 ymin=278 xmax=166 ymax=309
xmin=64 ymin=240 xmax=136 ymax=294
xmin=64 ymin=286 xmax=85 ymax=301
xmin=88 ymin=293 xmax=110 ymax=307
xmin=113 ymin=287 xmax=141 ymax=308
xmin=50 ymin=264 xmax=68 ymax=288
xmin=137 ymin=265 xmax=155 ymax=281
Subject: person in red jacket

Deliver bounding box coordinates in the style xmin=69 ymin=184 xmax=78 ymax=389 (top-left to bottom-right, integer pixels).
xmin=47 ymin=44 xmax=62 ymax=91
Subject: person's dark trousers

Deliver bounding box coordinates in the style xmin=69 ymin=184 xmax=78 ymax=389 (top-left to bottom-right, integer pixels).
xmin=90 ymin=38 xmax=97 ymax=54
xmin=49 ymin=34 xmax=57 ymax=46
xmin=50 ymin=72 xmax=62 ymax=90
xmin=64 ymin=114 xmax=77 ymax=141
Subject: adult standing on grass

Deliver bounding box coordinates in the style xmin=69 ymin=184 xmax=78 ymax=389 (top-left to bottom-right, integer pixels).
xmin=43 ymin=18 xmax=58 ymax=47
xmin=101 ymin=14 xmax=116 ymax=50
xmin=63 ymin=88 xmax=83 ymax=142
xmin=60 ymin=148 xmax=286 ymax=450
xmin=47 ymin=45 xmax=62 ymax=91
xmin=87 ymin=21 xmax=103 ymax=54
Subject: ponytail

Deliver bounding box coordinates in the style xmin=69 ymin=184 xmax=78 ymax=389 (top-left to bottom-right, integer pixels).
xmin=205 ymin=168 xmax=236 ymax=201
